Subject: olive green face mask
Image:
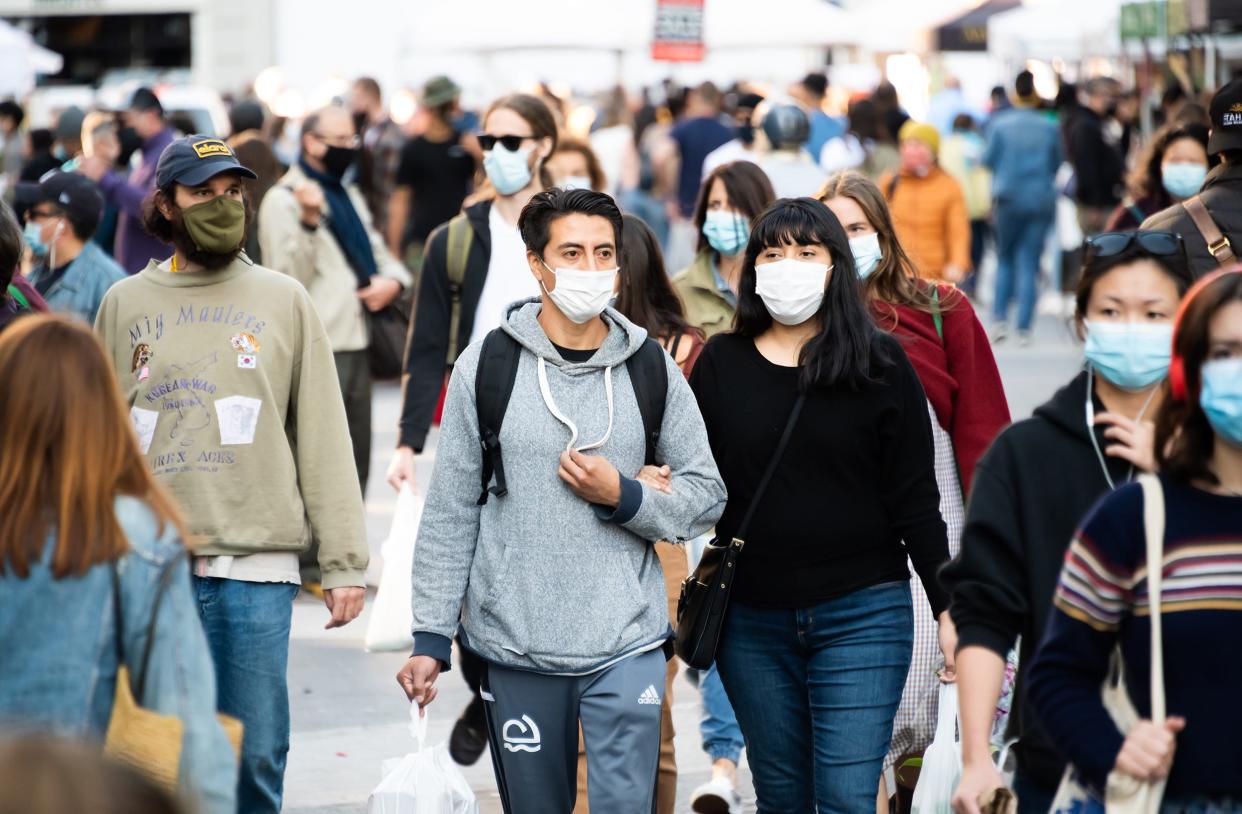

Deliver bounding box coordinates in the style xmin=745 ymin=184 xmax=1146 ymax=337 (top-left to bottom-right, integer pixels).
xmin=180 ymin=195 xmax=245 ymax=255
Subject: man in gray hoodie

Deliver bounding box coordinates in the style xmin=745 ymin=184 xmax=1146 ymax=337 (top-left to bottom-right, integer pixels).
xmin=397 ymin=188 xmax=726 ymax=813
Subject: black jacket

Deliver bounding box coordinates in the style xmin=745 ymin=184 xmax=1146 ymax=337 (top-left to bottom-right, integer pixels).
xmin=1068 ymin=109 xmax=1124 ymax=208
xmin=942 ymin=371 xmax=1131 ymax=789
xmin=398 ymin=199 xmax=493 ymax=451
xmin=1142 ymin=162 xmax=1242 ymax=279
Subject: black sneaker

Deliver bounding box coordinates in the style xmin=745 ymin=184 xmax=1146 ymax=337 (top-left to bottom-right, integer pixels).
xmin=449 ymin=716 xmax=488 ymax=765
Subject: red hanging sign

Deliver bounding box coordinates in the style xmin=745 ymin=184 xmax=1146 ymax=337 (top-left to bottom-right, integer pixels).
xmin=652 ymin=0 xmax=705 ymax=62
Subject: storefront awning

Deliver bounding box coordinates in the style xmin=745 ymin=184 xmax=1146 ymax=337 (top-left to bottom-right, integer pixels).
xmin=935 ymin=0 xmax=1022 ymax=52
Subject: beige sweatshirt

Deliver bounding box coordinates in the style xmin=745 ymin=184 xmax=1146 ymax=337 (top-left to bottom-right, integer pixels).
xmin=95 ymin=256 xmax=368 ymax=589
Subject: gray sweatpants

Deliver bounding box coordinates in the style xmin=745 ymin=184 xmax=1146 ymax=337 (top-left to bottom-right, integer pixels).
xmin=481 ymin=647 xmax=665 ymax=814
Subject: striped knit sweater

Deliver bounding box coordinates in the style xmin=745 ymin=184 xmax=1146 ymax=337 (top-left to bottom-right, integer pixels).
xmin=1026 ymin=475 xmax=1242 ymax=797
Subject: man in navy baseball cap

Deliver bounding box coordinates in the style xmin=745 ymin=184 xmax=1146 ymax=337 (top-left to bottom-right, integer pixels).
xmin=140 ymin=134 xmax=258 ymax=272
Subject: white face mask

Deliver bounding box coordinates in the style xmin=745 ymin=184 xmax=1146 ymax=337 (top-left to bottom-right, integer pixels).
xmin=560 ymin=175 xmax=593 ymax=191
xmin=754 ymin=258 xmax=832 ymax=326
xmin=540 ymin=260 xmax=619 ymax=324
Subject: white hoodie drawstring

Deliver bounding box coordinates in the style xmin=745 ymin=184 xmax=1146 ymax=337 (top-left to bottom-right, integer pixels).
xmin=537 ymin=357 xmax=614 ymax=453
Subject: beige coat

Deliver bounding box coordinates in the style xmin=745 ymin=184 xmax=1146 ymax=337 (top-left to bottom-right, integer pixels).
xmin=258 ymin=164 xmax=410 ymax=352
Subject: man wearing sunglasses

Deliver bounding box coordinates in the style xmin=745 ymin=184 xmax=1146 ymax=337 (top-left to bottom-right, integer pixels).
xmin=1143 ymin=77 xmax=1242 ymax=278
xmin=259 ymin=105 xmax=411 ymax=584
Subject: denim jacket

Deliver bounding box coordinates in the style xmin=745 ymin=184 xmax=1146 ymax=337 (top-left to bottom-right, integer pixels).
xmin=0 ymin=496 xmax=236 ymax=814
xmin=983 ymin=106 xmax=1063 ymax=215
xmin=29 ymin=241 xmax=127 ymax=324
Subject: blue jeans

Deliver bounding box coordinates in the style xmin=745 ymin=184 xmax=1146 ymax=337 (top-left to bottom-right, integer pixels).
xmin=194 ymin=577 xmax=299 ymax=814
xmin=716 ymin=581 xmax=914 ymax=814
xmin=700 ymin=664 xmax=745 ymax=764
xmin=992 ymin=206 xmax=1053 ymax=332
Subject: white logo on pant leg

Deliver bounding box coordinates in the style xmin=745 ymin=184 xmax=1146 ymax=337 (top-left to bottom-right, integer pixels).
xmin=501 ymin=715 xmax=542 ymax=753
xmin=638 ymin=685 xmax=661 ymax=705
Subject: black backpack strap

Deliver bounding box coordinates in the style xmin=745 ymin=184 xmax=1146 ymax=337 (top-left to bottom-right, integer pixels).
xmin=625 ymin=338 xmax=669 ymax=466
xmin=474 ymin=329 xmax=523 ymax=505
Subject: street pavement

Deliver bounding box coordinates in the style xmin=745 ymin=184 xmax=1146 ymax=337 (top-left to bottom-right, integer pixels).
xmin=283 ymin=304 xmax=1084 ymax=814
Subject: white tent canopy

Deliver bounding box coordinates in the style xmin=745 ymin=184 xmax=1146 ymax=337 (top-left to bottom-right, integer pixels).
xmin=987 ymin=0 xmax=1122 ymax=64
xmin=0 ymin=20 xmax=63 ymax=98
xmin=404 ymin=0 xmax=857 ymax=53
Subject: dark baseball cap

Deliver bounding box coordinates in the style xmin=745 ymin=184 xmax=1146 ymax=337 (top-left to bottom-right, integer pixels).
xmin=1208 ymin=77 xmax=1242 ymax=156
xmin=15 ymin=172 xmax=104 ymax=227
xmin=155 ymin=134 xmax=258 ymax=188
xmin=128 ymin=87 xmax=164 ymax=116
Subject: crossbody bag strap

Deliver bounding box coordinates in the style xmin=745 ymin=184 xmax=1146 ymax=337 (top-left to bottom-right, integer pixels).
xmin=134 ymin=552 xmax=189 ymax=700
xmin=734 ymin=392 xmax=807 ymax=543
xmin=110 ymin=562 xmax=126 ymax=667
xmin=1183 ymin=195 xmax=1237 ymax=268
xmin=1139 ymin=474 xmax=1166 ymax=722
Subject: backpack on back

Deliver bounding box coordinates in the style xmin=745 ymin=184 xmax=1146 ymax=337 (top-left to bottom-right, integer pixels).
xmin=473 ymin=328 xmax=668 ymax=506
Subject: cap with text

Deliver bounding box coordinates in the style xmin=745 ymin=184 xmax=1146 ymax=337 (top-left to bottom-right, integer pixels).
xmin=1208 ymin=77 xmax=1242 ymax=156
xmin=156 ymin=134 xmax=258 ymax=188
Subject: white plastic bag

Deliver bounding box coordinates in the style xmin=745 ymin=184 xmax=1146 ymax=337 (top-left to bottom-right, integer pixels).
xmin=911 ymin=682 xmax=962 ymax=814
xmin=365 ymin=485 xmax=424 ymax=652
xmin=368 ymin=705 xmax=478 ymax=814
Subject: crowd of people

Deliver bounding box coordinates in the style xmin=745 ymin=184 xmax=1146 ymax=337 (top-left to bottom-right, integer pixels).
xmin=0 ymin=63 xmax=1239 ymax=814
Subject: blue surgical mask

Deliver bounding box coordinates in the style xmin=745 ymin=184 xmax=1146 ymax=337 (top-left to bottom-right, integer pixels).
xmin=1162 ymin=162 xmax=1208 ymax=199
xmin=1201 ymin=358 xmax=1242 ymax=447
xmin=850 ymin=231 xmax=883 ymax=279
xmin=702 ymin=210 xmax=748 ymax=257
xmin=484 ymin=145 xmax=534 ymax=196
xmin=23 ymin=220 xmax=50 ymax=257
xmin=1084 ymin=321 xmax=1174 ymax=391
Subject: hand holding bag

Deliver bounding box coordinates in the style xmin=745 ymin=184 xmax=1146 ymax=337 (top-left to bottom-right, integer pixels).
xmin=1049 ymin=474 xmax=1167 ymax=814
xmin=675 ymin=393 xmax=806 ymax=669
xmin=104 ymin=553 xmax=243 ymax=792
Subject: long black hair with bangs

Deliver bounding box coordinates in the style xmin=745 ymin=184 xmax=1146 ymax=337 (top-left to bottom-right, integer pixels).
xmin=734 ymin=197 xmax=889 ymax=391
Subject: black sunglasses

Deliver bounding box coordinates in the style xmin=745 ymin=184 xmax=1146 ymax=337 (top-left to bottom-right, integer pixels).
xmin=1084 ymin=230 xmax=1183 ymax=259
xmin=478 ymin=134 xmax=533 ymax=152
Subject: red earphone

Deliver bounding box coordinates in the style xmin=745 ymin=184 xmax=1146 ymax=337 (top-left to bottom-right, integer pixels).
xmin=1169 ymin=267 xmax=1242 ymax=402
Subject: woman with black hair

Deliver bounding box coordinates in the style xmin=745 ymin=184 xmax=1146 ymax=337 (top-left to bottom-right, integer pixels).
xmin=616 ymin=214 xmax=704 ymax=374
xmin=1105 ymin=122 xmax=1210 ymax=231
xmin=689 ymin=197 xmax=955 ymax=811
xmin=946 ymin=232 xmax=1197 ymax=814
xmin=1026 ymin=268 xmax=1242 ymax=810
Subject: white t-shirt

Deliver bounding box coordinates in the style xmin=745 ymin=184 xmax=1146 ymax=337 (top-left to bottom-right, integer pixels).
xmin=468 ymin=206 xmax=540 ymax=347
xmin=758 ymin=152 xmax=830 ymax=200
xmin=703 ymin=139 xmax=758 ymax=177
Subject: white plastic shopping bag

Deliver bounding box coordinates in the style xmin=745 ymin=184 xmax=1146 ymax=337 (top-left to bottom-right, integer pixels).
xmin=368 ymin=705 xmax=478 ymax=814
xmin=911 ymin=682 xmax=962 ymax=814
xmin=365 ymin=485 xmax=424 ymax=652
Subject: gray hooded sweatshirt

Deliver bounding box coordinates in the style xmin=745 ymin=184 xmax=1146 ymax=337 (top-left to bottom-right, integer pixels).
xmin=410 ymin=299 xmax=727 ymax=674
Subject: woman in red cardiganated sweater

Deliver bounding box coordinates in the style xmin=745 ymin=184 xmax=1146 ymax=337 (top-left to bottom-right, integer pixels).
xmin=820 ymin=171 xmax=1011 ymax=785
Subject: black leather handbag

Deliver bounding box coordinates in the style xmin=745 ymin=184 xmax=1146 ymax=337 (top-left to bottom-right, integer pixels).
xmin=675 ymin=393 xmax=806 ymax=669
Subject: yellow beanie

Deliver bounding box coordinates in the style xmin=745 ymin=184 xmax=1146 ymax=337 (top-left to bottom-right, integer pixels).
xmin=899 ymin=120 xmax=940 ymax=155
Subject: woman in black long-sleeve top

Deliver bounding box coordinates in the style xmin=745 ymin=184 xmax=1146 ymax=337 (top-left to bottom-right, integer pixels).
xmin=688 ymin=198 xmax=955 ymax=813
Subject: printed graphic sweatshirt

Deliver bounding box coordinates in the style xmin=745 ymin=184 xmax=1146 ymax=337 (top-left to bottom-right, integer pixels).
xmin=94 ymin=256 xmax=368 ymax=589
xmin=411 ymin=299 xmax=727 ymax=674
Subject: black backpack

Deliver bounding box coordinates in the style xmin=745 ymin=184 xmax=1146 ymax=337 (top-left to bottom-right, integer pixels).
xmin=474 ymin=328 xmax=668 ymax=506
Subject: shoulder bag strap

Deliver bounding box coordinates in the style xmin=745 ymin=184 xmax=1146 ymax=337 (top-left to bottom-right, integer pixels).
xmin=134 ymin=552 xmax=189 ymax=700
xmin=1138 ymin=474 xmax=1166 ymax=722
xmin=110 ymin=562 xmax=126 ymax=667
xmin=734 ymin=392 xmax=806 ymax=544
xmin=1183 ymin=195 xmax=1237 ymax=268
xmin=931 ymin=286 xmax=944 ymax=342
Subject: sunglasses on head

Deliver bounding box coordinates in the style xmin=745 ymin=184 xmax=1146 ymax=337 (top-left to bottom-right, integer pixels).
xmin=478 ymin=134 xmax=533 ymax=153
xmin=1084 ymin=230 xmax=1183 ymax=259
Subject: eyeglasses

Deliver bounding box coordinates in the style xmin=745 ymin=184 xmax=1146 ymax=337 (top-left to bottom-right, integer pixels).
xmin=1084 ymin=230 xmax=1183 ymax=259
xmin=478 ymin=134 xmax=533 ymax=153
xmin=311 ymin=132 xmax=360 ymax=149
xmin=27 ymin=207 xmax=60 ymax=221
